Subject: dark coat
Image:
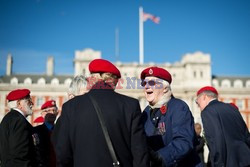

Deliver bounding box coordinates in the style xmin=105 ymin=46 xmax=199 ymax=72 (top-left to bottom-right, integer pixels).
xmin=142 ymin=97 xmax=201 ymax=167
xmin=195 ymin=135 xmax=205 ymax=165
xmin=53 ymin=84 xmax=149 ymax=167
xmin=201 ymin=100 xmax=250 ymax=167
xmin=0 ymin=109 xmax=36 ymax=167
xmin=33 ymin=123 xmax=56 ymax=167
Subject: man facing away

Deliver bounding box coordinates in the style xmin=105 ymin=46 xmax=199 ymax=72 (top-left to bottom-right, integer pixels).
xmin=51 ymin=75 xmax=88 ymax=146
xmin=0 ymin=89 xmax=37 ymax=167
xmin=140 ymin=66 xmax=201 ymax=167
xmin=53 ymin=59 xmax=149 ymax=167
xmin=196 ymin=86 xmax=250 ymax=167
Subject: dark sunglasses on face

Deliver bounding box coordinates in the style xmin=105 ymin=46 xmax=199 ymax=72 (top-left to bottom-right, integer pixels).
xmin=141 ymin=80 xmax=160 ymax=87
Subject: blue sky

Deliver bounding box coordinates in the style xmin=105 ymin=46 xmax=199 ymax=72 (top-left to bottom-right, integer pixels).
xmin=0 ymin=0 xmax=250 ymax=76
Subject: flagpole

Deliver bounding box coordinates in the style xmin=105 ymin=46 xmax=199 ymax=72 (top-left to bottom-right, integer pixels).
xmin=139 ymin=6 xmax=144 ymax=65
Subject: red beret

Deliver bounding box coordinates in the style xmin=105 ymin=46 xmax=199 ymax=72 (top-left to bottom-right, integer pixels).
xmin=141 ymin=67 xmax=172 ymax=84
xmin=197 ymin=86 xmax=218 ymax=96
xmin=89 ymin=59 xmax=121 ymax=78
xmin=33 ymin=116 xmax=44 ymax=123
xmin=7 ymin=89 xmax=31 ymax=101
xmin=41 ymin=100 xmax=56 ymax=110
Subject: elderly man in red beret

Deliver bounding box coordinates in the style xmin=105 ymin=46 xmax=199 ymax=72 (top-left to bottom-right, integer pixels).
xmin=196 ymin=86 xmax=250 ymax=167
xmin=33 ymin=100 xmax=58 ymax=167
xmin=140 ymin=67 xmax=201 ymax=167
xmin=54 ymin=59 xmax=149 ymax=167
xmin=0 ymin=89 xmax=37 ymax=166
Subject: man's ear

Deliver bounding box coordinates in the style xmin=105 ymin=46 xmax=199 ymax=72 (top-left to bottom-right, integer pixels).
xmin=163 ymin=86 xmax=168 ymax=93
xmin=16 ymin=100 xmax=21 ymax=107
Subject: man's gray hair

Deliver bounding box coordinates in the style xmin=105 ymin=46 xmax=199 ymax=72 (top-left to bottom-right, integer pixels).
xmin=203 ymin=90 xmax=218 ymax=99
xmin=8 ymin=100 xmax=17 ymax=109
xmin=68 ymin=75 xmax=87 ymax=97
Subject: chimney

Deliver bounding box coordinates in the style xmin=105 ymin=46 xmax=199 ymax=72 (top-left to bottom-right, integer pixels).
xmin=46 ymin=56 xmax=54 ymax=76
xmin=6 ymin=53 xmax=13 ymax=76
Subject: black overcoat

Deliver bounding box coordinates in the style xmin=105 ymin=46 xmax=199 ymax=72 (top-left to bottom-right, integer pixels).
xmin=0 ymin=109 xmax=36 ymax=167
xmin=34 ymin=123 xmax=56 ymax=167
xmin=201 ymin=100 xmax=250 ymax=167
xmin=53 ymin=84 xmax=149 ymax=167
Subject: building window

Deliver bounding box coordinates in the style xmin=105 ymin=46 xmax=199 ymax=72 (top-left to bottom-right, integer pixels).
xmin=221 ymin=79 xmax=231 ymax=88
xmin=64 ymin=78 xmax=72 ymax=86
xmin=222 ymin=98 xmax=232 ymax=103
xmin=248 ymin=99 xmax=250 ymax=110
xmin=24 ymin=78 xmax=32 ymax=85
xmin=38 ymin=78 xmax=46 ymax=85
xmin=193 ymin=71 xmax=196 ymax=78
xmin=200 ymin=71 xmax=203 ymax=78
xmin=246 ymin=80 xmax=250 ymax=88
xmin=10 ymin=77 xmax=18 ymax=84
xmin=233 ymin=80 xmax=243 ymax=88
xmin=236 ymin=99 xmax=244 ymax=110
xmin=51 ymin=78 xmax=59 ymax=85
xmin=37 ymin=97 xmax=45 ymax=108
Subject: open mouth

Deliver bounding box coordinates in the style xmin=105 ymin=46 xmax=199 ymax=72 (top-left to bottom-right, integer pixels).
xmin=146 ymin=91 xmax=153 ymax=95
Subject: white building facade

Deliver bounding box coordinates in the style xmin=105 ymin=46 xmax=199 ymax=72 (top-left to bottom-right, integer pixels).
xmin=0 ymin=48 xmax=250 ymax=129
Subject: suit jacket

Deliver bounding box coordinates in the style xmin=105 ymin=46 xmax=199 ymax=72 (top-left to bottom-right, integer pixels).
xmin=0 ymin=109 xmax=36 ymax=167
xmin=53 ymin=82 xmax=149 ymax=167
xmin=142 ymin=97 xmax=201 ymax=167
xmin=201 ymin=100 xmax=250 ymax=167
xmin=34 ymin=123 xmax=56 ymax=167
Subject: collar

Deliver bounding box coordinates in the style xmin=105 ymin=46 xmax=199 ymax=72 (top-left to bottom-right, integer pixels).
xmin=208 ymin=98 xmax=217 ymax=105
xmin=90 ymin=81 xmax=114 ymax=90
xmin=149 ymin=93 xmax=172 ymax=109
xmin=12 ymin=108 xmax=25 ymax=117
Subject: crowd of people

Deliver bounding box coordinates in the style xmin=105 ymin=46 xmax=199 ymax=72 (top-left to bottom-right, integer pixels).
xmin=0 ymin=58 xmax=249 ymax=167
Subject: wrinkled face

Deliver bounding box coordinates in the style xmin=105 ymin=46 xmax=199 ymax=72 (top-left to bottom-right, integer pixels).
xmin=195 ymin=93 xmax=207 ymax=111
xmin=142 ymin=76 xmax=166 ymax=106
xmin=19 ymin=97 xmax=33 ymax=116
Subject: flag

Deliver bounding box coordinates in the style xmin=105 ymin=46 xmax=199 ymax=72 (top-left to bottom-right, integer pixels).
xmin=143 ymin=12 xmax=160 ymax=24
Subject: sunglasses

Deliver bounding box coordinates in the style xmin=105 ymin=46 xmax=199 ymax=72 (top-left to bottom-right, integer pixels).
xmin=141 ymin=80 xmax=161 ymax=87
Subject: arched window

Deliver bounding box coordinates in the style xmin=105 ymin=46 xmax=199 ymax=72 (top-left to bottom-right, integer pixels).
xmin=24 ymin=78 xmax=32 ymax=85
xmin=37 ymin=78 xmax=46 ymax=85
xmin=233 ymin=80 xmax=243 ymax=88
xmin=10 ymin=77 xmax=18 ymax=84
xmin=51 ymin=78 xmax=59 ymax=85
xmin=221 ymin=79 xmax=231 ymax=88
xmin=64 ymin=78 xmax=72 ymax=86
xmin=246 ymin=80 xmax=250 ymax=88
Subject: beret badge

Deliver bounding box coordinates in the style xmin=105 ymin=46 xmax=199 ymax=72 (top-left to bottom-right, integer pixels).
xmin=149 ymin=68 xmax=153 ymax=75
